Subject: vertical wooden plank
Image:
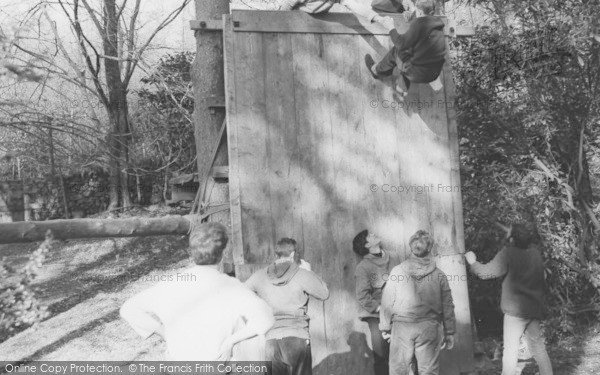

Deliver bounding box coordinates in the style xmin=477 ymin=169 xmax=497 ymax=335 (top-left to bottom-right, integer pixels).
xmin=224 ymin=12 xmax=473 ymax=375
xmin=358 ymin=34 xmax=408 ymax=258
xmin=443 ymin=42 xmax=467 ymax=258
xmin=232 ymin=31 xmax=275 ymax=264
xmin=289 ymin=32 xmax=331 ymax=371
xmin=441 ymin=38 xmax=475 ymax=373
xmin=223 ymin=15 xmax=244 ymax=265
xmin=412 ymin=67 xmax=455 ymax=258
xmin=320 ymin=33 xmax=372 ymax=375
xmin=263 ymin=32 xmax=304 ymax=250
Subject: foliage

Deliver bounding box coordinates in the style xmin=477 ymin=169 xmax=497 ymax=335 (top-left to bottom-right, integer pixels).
xmin=1 ymin=0 xmax=192 ymax=209
xmin=0 ymin=233 xmax=53 ymax=342
xmin=133 ymin=51 xmax=196 ymax=175
xmin=129 ymin=51 xmax=196 ymax=203
xmin=453 ymin=0 xmax=600 ymax=340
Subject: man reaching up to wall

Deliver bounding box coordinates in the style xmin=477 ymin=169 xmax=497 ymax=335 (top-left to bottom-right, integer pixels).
xmin=246 ymin=238 xmax=330 ymax=375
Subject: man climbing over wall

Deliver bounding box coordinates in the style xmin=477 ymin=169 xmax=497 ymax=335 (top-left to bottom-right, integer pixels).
xmin=465 ymin=223 xmax=554 ymax=375
xmin=120 ymin=222 xmax=274 ymax=361
xmin=274 ymin=0 xmax=402 ymax=31
xmin=380 ymin=230 xmax=455 ymax=375
xmin=246 ymin=238 xmax=330 ymax=375
xmin=364 ymin=0 xmax=446 ymax=97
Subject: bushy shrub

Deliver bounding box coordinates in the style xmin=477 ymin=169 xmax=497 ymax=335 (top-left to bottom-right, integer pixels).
xmin=0 ymin=232 xmax=52 ymax=342
xmin=452 ymin=0 xmax=600 ymax=340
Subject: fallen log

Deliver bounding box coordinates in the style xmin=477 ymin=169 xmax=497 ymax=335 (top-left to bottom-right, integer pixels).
xmin=0 ymin=215 xmax=191 ymax=244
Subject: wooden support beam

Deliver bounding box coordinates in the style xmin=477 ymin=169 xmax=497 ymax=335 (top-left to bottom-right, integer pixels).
xmin=190 ymin=19 xmax=223 ymax=31
xmin=0 ymin=216 xmax=191 ymax=244
xmin=191 ymin=11 xmax=476 ymax=37
xmin=207 ymin=95 xmax=226 ymax=114
xmin=211 ymin=165 xmax=229 ymax=180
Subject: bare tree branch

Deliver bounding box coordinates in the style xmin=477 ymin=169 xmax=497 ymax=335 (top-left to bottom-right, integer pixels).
xmin=124 ymin=0 xmax=141 ymax=81
xmin=123 ymin=0 xmax=191 ymax=87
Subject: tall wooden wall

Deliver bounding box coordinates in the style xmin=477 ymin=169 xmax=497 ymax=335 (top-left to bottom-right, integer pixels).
xmin=223 ymin=10 xmax=473 ymax=375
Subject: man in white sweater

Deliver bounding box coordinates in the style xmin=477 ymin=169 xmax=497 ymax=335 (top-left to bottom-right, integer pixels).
xmin=120 ymin=222 xmax=274 ymax=361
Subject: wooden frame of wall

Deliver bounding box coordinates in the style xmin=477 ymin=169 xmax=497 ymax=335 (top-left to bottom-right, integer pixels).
xmin=222 ymin=10 xmax=474 ymax=375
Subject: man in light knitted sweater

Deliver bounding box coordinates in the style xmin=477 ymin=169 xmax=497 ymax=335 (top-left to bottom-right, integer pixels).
xmin=120 ymin=223 xmax=274 ymax=361
xmin=246 ymin=238 xmax=330 ymax=375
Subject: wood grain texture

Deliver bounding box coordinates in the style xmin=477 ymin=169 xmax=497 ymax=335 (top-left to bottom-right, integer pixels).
xmin=191 ymin=11 xmax=476 ymax=37
xmin=223 ymin=11 xmax=474 ymax=374
xmin=223 ymin=15 xmax=245 ymax=265
xmin=226 ymin=10 xmax=472 ymax=36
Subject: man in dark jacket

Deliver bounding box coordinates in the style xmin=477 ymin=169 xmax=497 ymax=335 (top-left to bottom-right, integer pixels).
xmin=380 ymin=230 xmax=455 ymax=375
xmin=353 ymin=230 xmax=394 ymax=375
xmin=246 ymin=238 xmax=330 ymax=375
xmin=465 ymin=223 xmax=553 ymax=375
xmin=365 ymin=0 xmax=446 ymax=96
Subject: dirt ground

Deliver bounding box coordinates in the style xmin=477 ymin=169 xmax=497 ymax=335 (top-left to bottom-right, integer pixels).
xmin=1 ymin=209 xmax=599 ymax=373
xmin=473 ymin=332 xmax=600 ymax=374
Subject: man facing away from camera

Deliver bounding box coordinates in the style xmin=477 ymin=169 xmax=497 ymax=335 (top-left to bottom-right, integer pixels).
xmin=465 ymin=223 xmax=553 ymax=375
xmin=380 ymin=230 xmax=455 ymax=375
xmin=120 ymin=222 xmax=275 ymax=361
xmin=246 ymin=238 xmax=330 ymax=375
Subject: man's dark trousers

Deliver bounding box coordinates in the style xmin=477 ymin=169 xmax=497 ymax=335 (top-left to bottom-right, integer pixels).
xmin=266 ymin=337 xmax=312 ymax=375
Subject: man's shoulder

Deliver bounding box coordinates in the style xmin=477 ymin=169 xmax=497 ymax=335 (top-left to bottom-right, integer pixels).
xmin=296 ymin=267 xmax=322 ymax=280
xmin=219 ymin=278 xmax=261 ymax=300
xmin=245 ymin=266 xmax=270 ymax=283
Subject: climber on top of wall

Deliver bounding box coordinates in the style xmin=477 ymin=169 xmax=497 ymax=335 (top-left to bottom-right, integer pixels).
xmin=364 ymin=0 xmax=447 ymax=97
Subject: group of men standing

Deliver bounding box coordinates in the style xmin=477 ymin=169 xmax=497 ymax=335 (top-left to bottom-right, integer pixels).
xmin=121 ymin=220 xmax=552 ymax=375
xmin=120 ymin=223 xmax=329 ymax=372
xmin=352 ymin=223 xmax=553 ymax=375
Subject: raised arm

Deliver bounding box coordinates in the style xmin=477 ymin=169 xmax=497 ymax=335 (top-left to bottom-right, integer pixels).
xmin=297 ymin=269 xmax=330 ymax=300
xmin=339 ymin=0 xmax=379 ymax=22
xmin=276 ymin=0 xmax=304 ymax=11
xmin=467 ymin=248 xmax=508 ymax=280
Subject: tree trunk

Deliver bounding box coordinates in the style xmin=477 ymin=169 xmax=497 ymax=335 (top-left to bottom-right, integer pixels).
xmin=556 ymin=119 xmax=596 ymax=262
xmin=0 ymin=216 xmax=191 ymax=244
xmin=192 ymin=0 xmax=230 ymax=191
xmin=103 ymin=0 xmax=131 ymax=210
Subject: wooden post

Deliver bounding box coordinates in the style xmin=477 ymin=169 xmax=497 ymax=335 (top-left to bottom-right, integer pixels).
xmin=191 ymin=0 xmax=230 ymax=211
xmin=191 ymin=0 xmax=232 ymax=279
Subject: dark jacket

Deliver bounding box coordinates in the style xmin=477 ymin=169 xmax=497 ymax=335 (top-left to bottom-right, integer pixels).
xmin=470 ymin=245 xmax=546 ymax=319
xmin=379 ymin=255 xmax=456 ymax=335
xmin=245 ymin=261 xmax=330 ymax=340
xmin=390 ymin=15 xmax=446 ymax=66
xmin=355 ymin=250 xmax=392 ymax=320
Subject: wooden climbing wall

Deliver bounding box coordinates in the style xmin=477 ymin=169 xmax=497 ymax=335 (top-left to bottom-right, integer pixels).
xmin=224 ymin=10 xmax=473 ymax=375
